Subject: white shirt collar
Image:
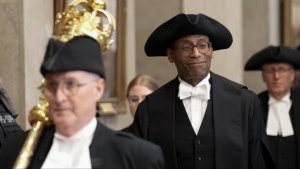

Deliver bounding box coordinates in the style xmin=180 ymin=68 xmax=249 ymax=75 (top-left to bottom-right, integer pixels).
xmin=55 ymin=117 xmax=97 ymax=141
xmin=42 ymin=118 xmax=97 ymax=168
xmin=268 ymin=92 xmax=291 ymax=105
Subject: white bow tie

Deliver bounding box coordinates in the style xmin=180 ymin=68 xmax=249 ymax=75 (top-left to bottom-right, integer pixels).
xmin=178 ymin=82 xmax=210 ymax=100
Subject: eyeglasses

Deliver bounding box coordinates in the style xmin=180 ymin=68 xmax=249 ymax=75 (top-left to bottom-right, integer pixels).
xmin=174 ymin=42 xmax=212 ymax=56
xmin=44 ymin=78 xmax=98 ymax=96
xmin=262 ymin=67 xmax=293 ymax=75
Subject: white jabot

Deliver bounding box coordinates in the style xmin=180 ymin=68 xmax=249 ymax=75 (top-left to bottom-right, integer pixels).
xmin=178 ymin=73 xmax=211 ymax=134
xmin=42 ymin=118 xmax=97 ymax=168
xmin=266 ymin=93 xmax=294 ymax=137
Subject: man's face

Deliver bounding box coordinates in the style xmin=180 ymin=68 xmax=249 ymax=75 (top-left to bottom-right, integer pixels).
xmin=262 ymin=63 xmax=294 ymax=99
xmin=44 ymin=71 xmax=105 ymax=136
xmin=167 ymin=34 xmax=213 ymax=85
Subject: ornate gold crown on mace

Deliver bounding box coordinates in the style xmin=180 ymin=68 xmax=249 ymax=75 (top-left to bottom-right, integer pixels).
xmin=13 ymin=0 xmax=116 ymax=168
xmin=53 ymin=0 xmax=116 ymax=55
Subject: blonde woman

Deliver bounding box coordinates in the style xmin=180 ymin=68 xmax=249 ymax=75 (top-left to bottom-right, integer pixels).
xmin=122 ymin=74 xmax=159 ymax=132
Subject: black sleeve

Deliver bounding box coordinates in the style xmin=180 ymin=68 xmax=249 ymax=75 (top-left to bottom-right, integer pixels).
xmin=0 ymin=131 xmax=27 ymax=169
xmin=0 ymin=110 xmax=23 ymax=149
xmin=243 ymin=90 xmax=275 ymax=169
xmin=140 ymin=143 xmax=165 ymax=169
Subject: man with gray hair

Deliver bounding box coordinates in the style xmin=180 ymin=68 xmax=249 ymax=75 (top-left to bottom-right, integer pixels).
xmin=245 ymin=45 xmax=300 ymax=169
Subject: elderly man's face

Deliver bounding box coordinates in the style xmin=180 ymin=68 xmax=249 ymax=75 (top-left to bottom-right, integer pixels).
xmin=262 ymin=63 xmax=294 ymax=99
xmin=167 ymin=34 xmax=213 ymax=86
xmin=44 ymin=71 xmax=104 ymax=136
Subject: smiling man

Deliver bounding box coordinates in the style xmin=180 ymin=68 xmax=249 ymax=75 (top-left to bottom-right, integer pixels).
xmin=245 ymin=45 xmax=300 ymax=169
xmin=132 ymin=13 xmax=275 ymax=169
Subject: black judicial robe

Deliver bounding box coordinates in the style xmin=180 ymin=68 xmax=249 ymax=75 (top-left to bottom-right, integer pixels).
xmin=258 ymin=89 xmax=300 ymax=169
xmin=122 ymin=124 xmax=133 ymax=133
xmin=133 ymin=72 xmax=275 ymax=169
xmin=0 ymin=121 xmax=164 ymax=169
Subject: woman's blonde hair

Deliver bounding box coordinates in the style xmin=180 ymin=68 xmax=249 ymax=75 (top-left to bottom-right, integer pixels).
xmin=126 ymin=74 xmax=159 ymax=97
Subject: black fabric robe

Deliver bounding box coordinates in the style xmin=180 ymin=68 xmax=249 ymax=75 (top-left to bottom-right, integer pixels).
xmin=121 ymin=123 xmax=133 ymax=133
xmin=0 ymin=104 xmax=23 ymax=149
xmin=0 ymin=120 xmax=164 ymax=169
xmin=258 ymin=88 xmax=300 ymax=169
xmin=132 ymin=72 xmax=275 ymax=169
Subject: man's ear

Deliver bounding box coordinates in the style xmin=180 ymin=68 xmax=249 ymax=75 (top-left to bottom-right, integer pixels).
xmin=290 ymin=69 xmax=295 ymax=82
xmin=95 ymin=78 xmax=105 ymax=100
xmin=210 ymin=47 xmax=214 ymax=59
xmin=166 ymin=48 xmax=174 ymax=63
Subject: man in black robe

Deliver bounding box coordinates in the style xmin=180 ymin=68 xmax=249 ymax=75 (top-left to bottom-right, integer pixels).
xmin=132 ymin=13 xmax=275 ymax=169
xmin=245 ymin=45 xmax=300 ymax=169
xmin=0 ymin=88 xmax=23 ymax=148
xmin=0 ymin=35 xmax=164 ymax=169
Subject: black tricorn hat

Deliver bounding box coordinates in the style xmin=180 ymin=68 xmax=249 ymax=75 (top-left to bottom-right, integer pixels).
xmin=40 ymin=35 xmax=105 ymax=79
xmin=144 ymin=13 xmax=233 ymax=56
xmin=244 ymin=45 xmax=300 ymax=70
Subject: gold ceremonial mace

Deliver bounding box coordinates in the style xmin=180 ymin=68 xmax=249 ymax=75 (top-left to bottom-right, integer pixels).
xmin=13 ymin=79 xmax=52 ymax=169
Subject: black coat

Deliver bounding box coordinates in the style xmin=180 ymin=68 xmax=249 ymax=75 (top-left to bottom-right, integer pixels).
xmin=0 ymin=103 xmax=23 ymax=149
xmin=258 ymin=89 xmax=300 ymax=168
xmin=0 ymin=120 xmax=164 ymax=169
xmin=133 ymin=72 xmax=275 ymax=169
xmin=121 ymin=124 xmax=133 ymax=133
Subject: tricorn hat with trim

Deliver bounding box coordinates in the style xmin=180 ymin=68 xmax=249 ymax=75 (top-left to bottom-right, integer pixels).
xmin=244 ymin=45 xmax=300 ymax=70
xmin=144 ymin=13 xmax=233 ymax=56
xmin=40 ymin=35 xmax=106 ymax=79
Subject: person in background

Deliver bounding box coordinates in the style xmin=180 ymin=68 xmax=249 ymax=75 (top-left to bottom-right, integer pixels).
xmin=245 ymin=45 xmax=300 ymax=169
xmin=0 ymin=88 xmax=23 ymax=148
xmin=122 ymin=74 xmax=159 ymax=132
xmin=132 ymin=12 xmax=275 ymax=169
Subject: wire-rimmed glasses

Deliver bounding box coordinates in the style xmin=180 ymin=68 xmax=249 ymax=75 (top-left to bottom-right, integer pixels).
xmin=262 ymin=67 xmax=293 ymax=75
xmin=174 ymin=42 xmax=212 ymax=56
xmin=44 ymin=78 xmax=99 ymax=97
